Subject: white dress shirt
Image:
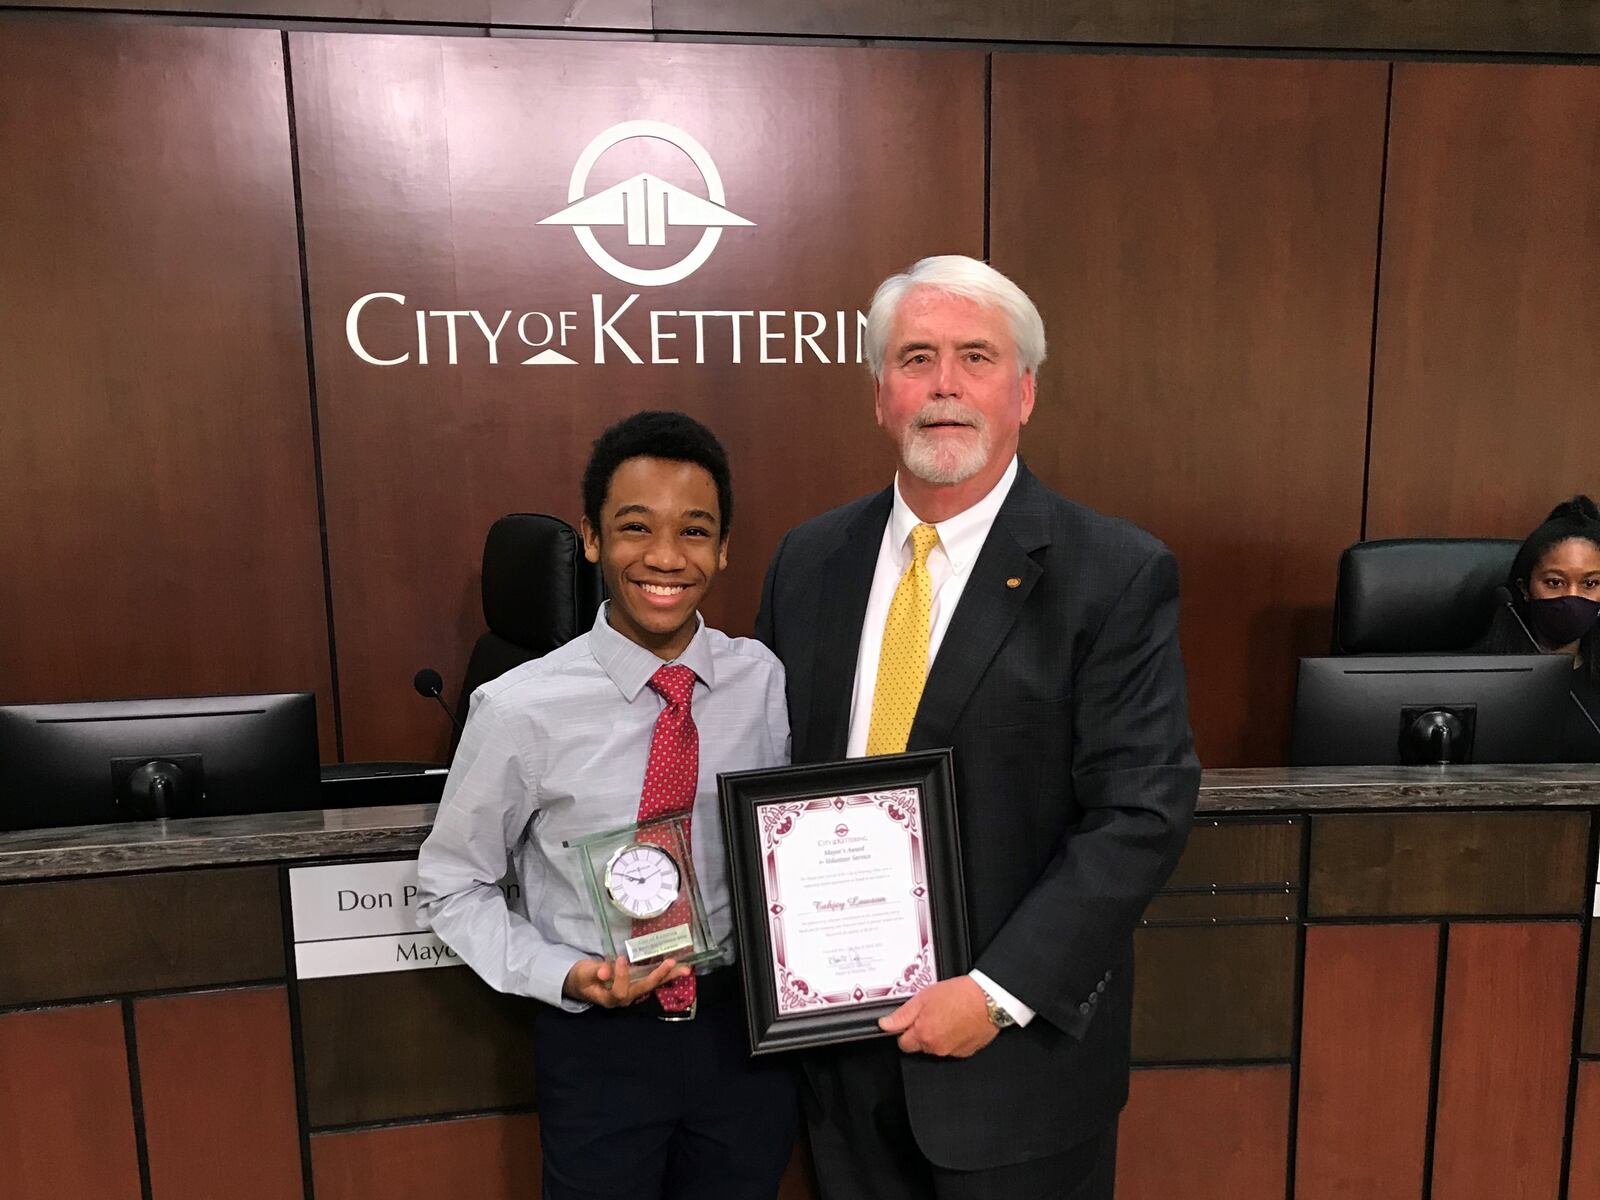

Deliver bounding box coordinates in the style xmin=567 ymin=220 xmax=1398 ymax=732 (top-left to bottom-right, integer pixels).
xmin=845 ymin=455 xmax=1035 ymax=1027
xmin=415 ymin=604 xmax=789 ymax=1011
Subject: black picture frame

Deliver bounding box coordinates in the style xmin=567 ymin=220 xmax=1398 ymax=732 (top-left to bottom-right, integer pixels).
xmin=717 ymin=748 xmax=969 ymax=1056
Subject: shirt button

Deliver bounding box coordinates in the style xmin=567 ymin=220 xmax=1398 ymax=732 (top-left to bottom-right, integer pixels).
xmin=1078 ymin=1002 xmax=1091 ymax=1015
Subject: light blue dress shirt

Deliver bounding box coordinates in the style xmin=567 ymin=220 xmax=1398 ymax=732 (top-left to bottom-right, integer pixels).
xmin=415 ymin=603 xmax=790 ymax=1011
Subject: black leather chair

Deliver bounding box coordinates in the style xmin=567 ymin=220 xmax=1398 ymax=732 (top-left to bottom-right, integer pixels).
xmin=452 ymin=513 xmax=605 ymax=740
xmin=1330 ymin=537 xmax=1520 ymax=654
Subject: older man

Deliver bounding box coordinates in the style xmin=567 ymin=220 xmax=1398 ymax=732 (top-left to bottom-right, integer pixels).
xmin=755 ymin=256 xmax=1198 ymax=1199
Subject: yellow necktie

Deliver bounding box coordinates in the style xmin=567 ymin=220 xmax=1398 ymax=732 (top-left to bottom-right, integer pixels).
xmin=867 ymin=523 xmax=940 ymax=755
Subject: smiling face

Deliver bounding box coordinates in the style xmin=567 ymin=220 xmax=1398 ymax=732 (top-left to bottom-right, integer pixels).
xmin=874 ymin=288 xmax=1036 ymax=521
xmin=581 ymin=455 xmax=728 ymax=661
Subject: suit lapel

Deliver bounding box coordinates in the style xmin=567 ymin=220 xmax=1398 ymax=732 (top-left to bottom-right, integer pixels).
xmin=807 ymin=489 xmax=892 ymax=760
xmin=910 ymin=465 xmax=1052 ymax=749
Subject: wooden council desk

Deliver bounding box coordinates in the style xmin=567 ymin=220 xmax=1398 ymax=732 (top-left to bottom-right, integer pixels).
xmin=3 ymin=765 xmax=1599 ymax=1200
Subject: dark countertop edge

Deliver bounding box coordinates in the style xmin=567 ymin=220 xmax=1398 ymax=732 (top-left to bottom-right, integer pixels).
xmin=0 ymin=827 xmax=434 ymax=882
xmin=6 ymin=765 xmax=1600 ymax=882
xmin=1195 ymin=765 xmax=1600 ymax=810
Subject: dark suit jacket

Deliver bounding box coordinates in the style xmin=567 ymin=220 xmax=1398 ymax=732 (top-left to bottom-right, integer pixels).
xmin=754 ymin=461 xmax=1199 ymax=1170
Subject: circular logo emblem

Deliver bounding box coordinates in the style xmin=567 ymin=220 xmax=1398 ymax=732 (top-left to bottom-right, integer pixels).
xmin=835 ymin=824 xmax=849 ymax=838
xmin=538 ymin=121 xmax=754 ymax=287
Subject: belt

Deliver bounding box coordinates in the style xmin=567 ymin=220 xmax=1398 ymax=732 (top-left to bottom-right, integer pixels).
xmin=602 ymin=967 xmax=737 ymax=1022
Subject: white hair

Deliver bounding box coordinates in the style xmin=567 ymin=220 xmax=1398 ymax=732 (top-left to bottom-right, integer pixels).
xmin=864 ymin=255 xmax=1047 ymax=382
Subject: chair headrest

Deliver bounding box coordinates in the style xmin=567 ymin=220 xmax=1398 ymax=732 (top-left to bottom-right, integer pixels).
xmin=1334 ymin=537 xmax=1519 ymax=654
xmin=480 ymin=514 xmax=603 ymax=654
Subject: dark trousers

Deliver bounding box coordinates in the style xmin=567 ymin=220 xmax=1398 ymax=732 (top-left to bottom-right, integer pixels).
xmin=802 ymin=1037 xmax=1117 ymax=1200
xmin=532 ymin=974 xmax=798 ymax=1200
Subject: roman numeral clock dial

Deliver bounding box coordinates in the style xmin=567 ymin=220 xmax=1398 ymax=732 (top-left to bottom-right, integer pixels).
xmin=602 ymin=843 xmax=683 ymax=920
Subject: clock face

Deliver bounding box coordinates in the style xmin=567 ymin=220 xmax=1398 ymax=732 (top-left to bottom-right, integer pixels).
xmin=603 ymin=843 xmax=683 ymax=920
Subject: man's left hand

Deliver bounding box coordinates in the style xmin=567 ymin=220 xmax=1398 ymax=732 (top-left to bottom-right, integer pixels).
xmin=878 ymin=976 xmax=999 ymax=1058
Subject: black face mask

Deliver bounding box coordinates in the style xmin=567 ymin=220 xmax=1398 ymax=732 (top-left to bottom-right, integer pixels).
xmin=1527 ymin=595 xmax=1600 ymax=647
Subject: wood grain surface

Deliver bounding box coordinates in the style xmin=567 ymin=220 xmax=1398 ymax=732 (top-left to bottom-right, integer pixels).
xmin=0 ymin=22 xmax=336 ymax=753
xmin=1295 ymin=923 xmax=1438 ymax=1200
xmin=1430 ymin=921 xmax=1580 ymax=1200
xmin=991 ymin=53 xmax=1387 ymax=766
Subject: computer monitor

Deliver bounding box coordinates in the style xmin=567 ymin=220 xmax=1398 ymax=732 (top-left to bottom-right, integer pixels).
xmin=0 ymin=692 xmax=320 ymax=832
xmin=1290 ymin=655 xmax=1573 ymax=767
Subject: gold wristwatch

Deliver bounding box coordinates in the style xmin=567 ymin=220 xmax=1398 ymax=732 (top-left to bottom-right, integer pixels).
xmin=983 ymin=992 xmax=1017 ymax=1030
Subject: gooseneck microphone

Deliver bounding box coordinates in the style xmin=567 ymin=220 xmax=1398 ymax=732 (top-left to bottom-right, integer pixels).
xmin=1492 ymin=586 xmax=1600 ymax=740
xmin=1492 ymin=586 xmax=1542 ymax=652
xmin=413 ymin=668 xmax=464 ymax=734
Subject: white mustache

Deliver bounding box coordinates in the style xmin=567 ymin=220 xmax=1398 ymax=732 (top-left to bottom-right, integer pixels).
xmin=910 ymin=402 xmax=985 ymax=432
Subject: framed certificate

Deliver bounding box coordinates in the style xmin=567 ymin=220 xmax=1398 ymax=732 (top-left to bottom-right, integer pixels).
xmin=717 ymin=749 xmax=969 ymax=1056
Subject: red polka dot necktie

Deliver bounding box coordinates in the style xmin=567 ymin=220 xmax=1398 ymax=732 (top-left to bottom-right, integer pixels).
xmin=635 ymin=663 xmax=699 ymax=1013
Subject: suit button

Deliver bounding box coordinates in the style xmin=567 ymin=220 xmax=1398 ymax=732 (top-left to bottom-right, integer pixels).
xmin=1096 ymin=981 xmax=1106 ymax=994
xmin=1078 ymin=1002 xmax=1090 ymax=1015
xmin=1089 ymin=993 xmax=1099 ymax=1004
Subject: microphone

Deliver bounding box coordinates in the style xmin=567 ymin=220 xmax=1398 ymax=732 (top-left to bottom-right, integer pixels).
xmin=1492 ymin=586 xmax=1600 ymax=741
xmin=413 ymin=668 xmax=463 ymax=734
xmin=1492 ymin=585 xmax=1542 ymax=652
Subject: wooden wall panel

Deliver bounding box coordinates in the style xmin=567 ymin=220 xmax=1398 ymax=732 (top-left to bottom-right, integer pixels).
xmin=656 ymin=0 xmax=1600 ymax=53
xmin=312 ymin=1115 xmax=540 ymax=1200
xmin=1165 ymin=817 xmax=1302 ymax=888
xmin=134 ymin=987 xmax=304 ymax=1200
xmin=0 ymin=23 xmax=336 ymax=754
xmin=1586 ymin=917 xmax=1600 ymax=1054
xmin=1308 ymin=810 xmax=1589 ymax=918
xmin=298 ymin=966 xmax=540 ymax=1126
xmin=0 ymin=867 xmax=285 ymax=1006
xmin=0 ymin=1002 xmax=142 ymax=1200
xmin=1431 ymin=921 xmax=1579 ymax=1200
xmin=1296 ymin=924 xmax=1438 ymax=1200
xmin=9 ymin=1 xmax=650 ymax=21
xmin=1368 ymin=64 xmax=1600 ymax=542
xmin=1132 ymin=923 xmax=1297 ymax=1062
xmin=16 ymin=1 xmax=1600 ymax=53
xmin=291 ymin=35 xmax=984 ymax=760
xmin=1142 ymin=891 xmax=1297 ymax=921
xmin=1115 ymin=1067 xmax=1290 ymax=1200
xmin=990 ymin=55 xmax=1387 ymax=767
xmin=1571 ymin=1061 xmax=1600 ymax=1200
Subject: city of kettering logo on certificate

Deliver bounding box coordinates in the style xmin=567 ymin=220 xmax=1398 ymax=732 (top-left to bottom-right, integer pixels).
xmin=539 ymin=120 xmax=754 ymax=287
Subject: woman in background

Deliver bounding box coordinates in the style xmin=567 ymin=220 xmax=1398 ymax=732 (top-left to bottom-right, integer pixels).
xmin=1482 ymin=496 xmax=1600 ymax=760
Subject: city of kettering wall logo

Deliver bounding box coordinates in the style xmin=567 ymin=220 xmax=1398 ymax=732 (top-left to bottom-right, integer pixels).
xmin=343 ymin=120 xmax=868 ymax=369
xmin=538 ymin=121 xmax=753 ymax=288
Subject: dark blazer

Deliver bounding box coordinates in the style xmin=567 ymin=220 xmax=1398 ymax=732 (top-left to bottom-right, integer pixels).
xmin=754 ymin=461 xmax=1199 ymax=1170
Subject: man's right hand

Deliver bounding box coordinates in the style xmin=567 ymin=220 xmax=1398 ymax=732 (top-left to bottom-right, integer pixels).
xmin=562 ymin=954 xmax=690 ymax=1007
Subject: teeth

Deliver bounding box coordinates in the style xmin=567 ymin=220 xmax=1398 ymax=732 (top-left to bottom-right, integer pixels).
xmin=639 ymin=583 xmax=687 ymax=596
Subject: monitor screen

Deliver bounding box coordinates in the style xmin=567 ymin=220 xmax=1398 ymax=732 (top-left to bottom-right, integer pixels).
xmin=0 ymin=692 xmax=320 ymax=832
xmin=1289 ymin=654 xmax=1573 ymax=767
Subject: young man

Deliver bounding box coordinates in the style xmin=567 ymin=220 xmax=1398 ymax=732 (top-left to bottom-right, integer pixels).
xmin=757 ymin=257 xmax=1199 ymax=1199
xmin=416 ymin=411 xmax=796 ymax=1200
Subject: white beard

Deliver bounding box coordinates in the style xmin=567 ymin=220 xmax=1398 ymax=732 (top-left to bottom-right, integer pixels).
xmin=898 ymin=401 xmax=990 ymax=485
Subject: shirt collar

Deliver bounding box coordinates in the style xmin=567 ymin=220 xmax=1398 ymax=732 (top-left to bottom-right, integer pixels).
xmin=588 ymin=602 xmax=716 ymax=701
xmin=889 ymin=455 xmax=1019 ymax=572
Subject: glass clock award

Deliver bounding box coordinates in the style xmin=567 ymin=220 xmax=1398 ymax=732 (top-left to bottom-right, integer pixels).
xmin=564 ymin=812 xmax=727 ymax=970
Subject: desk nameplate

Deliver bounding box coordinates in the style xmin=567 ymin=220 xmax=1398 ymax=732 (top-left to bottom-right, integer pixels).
xmin=288 ymin=859 xmax=514 ymax=979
